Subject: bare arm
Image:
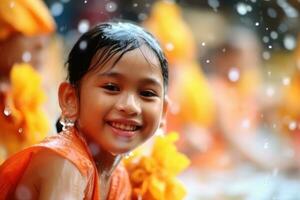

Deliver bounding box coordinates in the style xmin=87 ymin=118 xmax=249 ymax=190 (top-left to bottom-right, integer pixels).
xmin=15 ymin=149 xmax=87 ymax=200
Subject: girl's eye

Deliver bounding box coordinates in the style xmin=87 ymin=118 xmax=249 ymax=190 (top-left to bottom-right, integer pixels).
xmin=140 ymin=90 xmax=157 ymax=98
xmin=102 ymin=83 xmax=120 ymax=92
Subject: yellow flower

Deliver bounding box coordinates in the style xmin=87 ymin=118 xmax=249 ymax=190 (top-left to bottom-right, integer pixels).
xmin=0 ymin=64 xmax=49 ymax=156
xmin=125 ymin=132 xmax=190 ymax=200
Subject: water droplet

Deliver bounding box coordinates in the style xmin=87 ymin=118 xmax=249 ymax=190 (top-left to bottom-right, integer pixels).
xmin=277 ymin=0 xmax=298 ymax=18
xmin=78 ymin=20 xmax=90 ymax=33
xmin=282 ymin=77 xmax=290 ymax=86
xmin=50 ymin=2 xmax=64 ymax=17
xmin=133 ymin=3 xmax=138 ymax=7
xmin=18 ymin=128 xmax=23 ymax=133
xmin=228 ymin=67 xmax=240 ymax=82
xmin=247 ymin=5 xmax=252 ymax=12
xmin=255 ymin=22 xmax=260 ymax=26
xmin=165 ymin=43 xmax=174 ymax=51
xmin=283 ymin=35 xmax=296 ymax=50
xmin=79 ymin=40 xmax=87 ymax=50
xmin=206 ymin=59 xmax=210 ymax=64
xmin=236 ymin=3 xmax=248 ymax=15
xmin=268 ymin=45 xmax=272 ymax=49
xmin=264 ymin=142 xmax=269 ymax=149
xmin=201 ymin=42 xmax=206 ymax=46
xmin=138 ymin=13 xmax=147 ymax=21
xmin=266 ymin=86 xmax=275 ymax=97
xmin=84 ymin=0 xmax=88 ymax=3
xmin=3 ymin=106 xmax=11 ymax=116
xmin=288 ymin=121 xmax=297 ymax=130
xmin=105 ymin=1 xmax=117 ymax=13
xmin=278 ymin=23 xmax=288 ymax=33
xmin=124 ymin=152 xmax=133 ymax=159
xmin=267 ymin=8 xmax=277 ymax=18
xmin=262 ymin=51 xmax=271 ymax=60
xmin=222 ymin=48 xmax=226 ymax=52
xmin=241 ymin=118 xmax=250 ymax=129
xmin=208 ymin=0 xmax=220 ymax=11
xmin=270 ymin=31 xmax=278 ymax=39
xmin=22 ymin=51 xmax=31 ymax=62
xmin=262 ymin=36 xmax=269 ymax=43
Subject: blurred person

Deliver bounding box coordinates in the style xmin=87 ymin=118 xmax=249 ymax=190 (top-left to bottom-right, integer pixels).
xmin=203 ymin=26 xmax=294 ymax=170
xmin=0 ymin=0 xmax=57 ymax=162
xmin=144 ymin=1 xmax=236 ymax=170
xmin=277 ymin=35 xmax=300 ymax=168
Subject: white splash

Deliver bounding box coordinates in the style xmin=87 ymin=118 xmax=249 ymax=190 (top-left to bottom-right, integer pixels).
xmin=79 ymin=41 xmax=87 ymax=50
xmin=270 ymin=31 xmax=278 ymax=39
xmin=282 ymin=77 xmax=290 ymax=86
xmin=50 ymin=2 xmax=63 ymax=17
xmin=277 ymin=0 xmax=298 ymax=18
xmin=105 ymin=1 xmax=118 ymax=13
xmin=208 ymin=0 xmax=220 ymax=11
xmin=228 ymin=67 xmax=240 ymax=82
xmin=165 ymin=42 xmax=174 ymax=51
xmin=283 ymin=35 xmax=296 ymax=50
xmin=78 ymin=20 xmax=90 ymax=33
xmin=236 ymin=3 xmax=248 ymax=15
xmin=22 ymin=51 xmax=31 ymax=62
xmin=266 ymin=86 xmax=275 ymax=97
xmin=262 ymin=51 xmax=271 ymax=60
xmin=288 ymin=121 xmax=297 ymax=131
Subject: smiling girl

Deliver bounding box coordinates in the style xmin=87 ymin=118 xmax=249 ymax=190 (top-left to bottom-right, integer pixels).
xmin=0 ymin=22 xmax=168 ymax=200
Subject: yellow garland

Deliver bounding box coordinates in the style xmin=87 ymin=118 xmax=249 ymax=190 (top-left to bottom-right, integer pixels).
xmin=0 ymin=63 xmax=49 ymax=159
xmin=124 ymin=132 xmax=190 ymax=200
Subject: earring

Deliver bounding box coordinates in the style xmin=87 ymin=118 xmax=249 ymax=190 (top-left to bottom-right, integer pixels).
xmin=59 ymin=115 xmax=74 ymax=131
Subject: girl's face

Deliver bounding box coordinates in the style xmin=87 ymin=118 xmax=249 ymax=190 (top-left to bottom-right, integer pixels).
xmin=75 ymin=45 xmax=167 ymax=154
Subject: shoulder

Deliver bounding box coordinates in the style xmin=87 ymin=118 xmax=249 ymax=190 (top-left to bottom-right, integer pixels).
xmin=16 ymin=148 xmax=88 ymax=199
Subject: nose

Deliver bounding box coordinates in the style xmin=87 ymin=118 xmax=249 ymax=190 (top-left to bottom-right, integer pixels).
xmin=115 ymin=93 xmax=141 ymax=115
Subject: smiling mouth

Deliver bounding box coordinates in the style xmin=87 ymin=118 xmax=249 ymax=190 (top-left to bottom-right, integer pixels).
xmin=108 ymin=122 xmax=142 ymax=132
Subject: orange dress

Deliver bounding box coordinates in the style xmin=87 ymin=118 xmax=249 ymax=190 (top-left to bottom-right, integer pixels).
xmin=0 ymin=128 xmax=131 ymax=200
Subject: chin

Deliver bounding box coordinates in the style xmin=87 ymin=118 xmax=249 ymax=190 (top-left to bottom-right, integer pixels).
xmin=107 ymin=145 xmax=134 ymax=156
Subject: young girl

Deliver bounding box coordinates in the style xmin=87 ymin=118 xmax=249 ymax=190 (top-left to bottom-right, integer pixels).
xmin=0 ymin=22 xmax=168 ymax=199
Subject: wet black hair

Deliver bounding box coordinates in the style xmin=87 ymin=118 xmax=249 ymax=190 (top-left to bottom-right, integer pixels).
xmin=66 ymin=21 xmax=168 ymax=92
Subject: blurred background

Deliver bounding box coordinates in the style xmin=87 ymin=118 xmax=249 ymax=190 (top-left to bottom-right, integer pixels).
xmin=2 ymin=0 xmax=300 ymax=199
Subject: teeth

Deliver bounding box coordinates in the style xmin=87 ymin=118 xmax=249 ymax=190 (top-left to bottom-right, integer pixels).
xmin=111 ymin=122 xmax=138 ymax=131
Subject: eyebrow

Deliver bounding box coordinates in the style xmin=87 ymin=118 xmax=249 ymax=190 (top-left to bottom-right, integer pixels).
xmin=99 ymin=71 xmax=163 ymax=89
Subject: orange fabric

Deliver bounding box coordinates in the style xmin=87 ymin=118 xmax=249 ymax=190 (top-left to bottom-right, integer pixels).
xmin=0 ymin=0 xmax=56 ymax=40
xmin=0 ymin=128 xmax=131 ymax=200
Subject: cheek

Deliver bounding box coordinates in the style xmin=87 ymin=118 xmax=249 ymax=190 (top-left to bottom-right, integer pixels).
xmin=145 ymin=103 xmax=163 ymax=127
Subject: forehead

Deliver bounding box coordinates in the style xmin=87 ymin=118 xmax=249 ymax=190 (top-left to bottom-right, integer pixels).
xmin=90 ymin=45 xmax=163 ymax=81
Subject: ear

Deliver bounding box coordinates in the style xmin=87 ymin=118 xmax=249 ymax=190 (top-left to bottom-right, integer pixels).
xmin=58 ymin=82 xmax=79 ymax=120
xmin=159 ymin=95 xmax=170 ymax=130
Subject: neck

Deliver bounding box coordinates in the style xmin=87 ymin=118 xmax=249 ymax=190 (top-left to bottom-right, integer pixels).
xmin=84 ymin=140 xmax=123 ymax=180
xmin=94 ymin=149 xmax=123 ymax=179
